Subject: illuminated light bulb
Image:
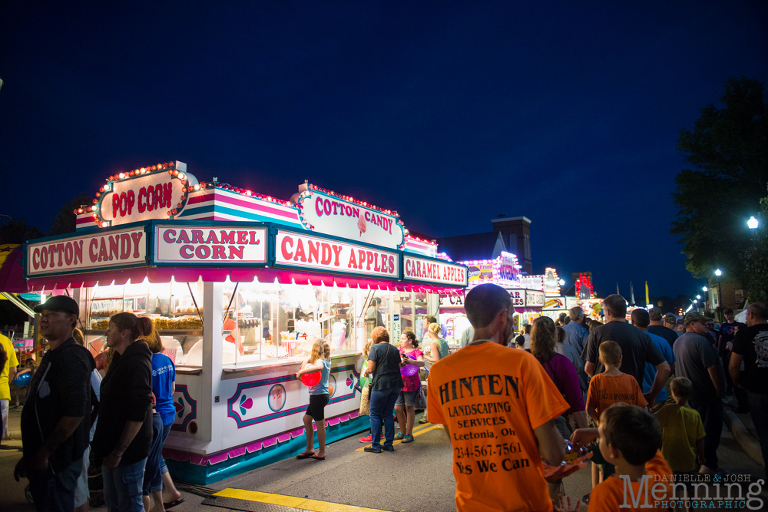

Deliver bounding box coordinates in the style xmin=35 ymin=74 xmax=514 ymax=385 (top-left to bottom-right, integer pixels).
xmin=119 ymin=173 xmax=125 ymax=179
xmin=140 ymin=167 xmax=145 ymax=173
xmin=179 ymin=173 xmax=185 ymax=180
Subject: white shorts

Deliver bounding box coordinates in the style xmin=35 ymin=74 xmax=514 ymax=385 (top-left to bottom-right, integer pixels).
xmin=74 ymin=445 xmax=90 ymax=507
xmin=1 ymin=399 xmax=8 ymax=439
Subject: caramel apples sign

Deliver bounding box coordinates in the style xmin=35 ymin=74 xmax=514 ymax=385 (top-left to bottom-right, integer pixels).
xmin=274 ymin=230 xmax=399 ymax=279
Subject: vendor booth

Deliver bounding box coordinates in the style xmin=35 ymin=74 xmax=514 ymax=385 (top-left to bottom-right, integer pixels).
xmin=23 ymin=161 xmax=467 ymax=483
xmin=440 ymin=251 xmax=547 ymax=335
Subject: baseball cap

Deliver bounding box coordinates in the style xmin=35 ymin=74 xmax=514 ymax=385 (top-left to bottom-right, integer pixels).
xmin=34 ymin=296 xmax=79 ymax=316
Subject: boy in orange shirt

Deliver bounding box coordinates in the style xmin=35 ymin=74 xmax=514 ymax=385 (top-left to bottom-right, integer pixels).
xmin=587 ymin=406 xmax=673 ymax=511
xmin=586 ymin=340 xmax=648 ymax=488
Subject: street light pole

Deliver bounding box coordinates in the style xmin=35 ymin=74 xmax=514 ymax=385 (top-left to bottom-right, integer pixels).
xmin=715 ymin=269 xmax=722 ymax=312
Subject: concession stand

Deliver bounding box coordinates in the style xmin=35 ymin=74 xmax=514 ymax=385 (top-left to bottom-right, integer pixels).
xmin=23 ymin=161 xmax=467 ymax=483
xmin=440 ymin=251 xmax=548 ymax=336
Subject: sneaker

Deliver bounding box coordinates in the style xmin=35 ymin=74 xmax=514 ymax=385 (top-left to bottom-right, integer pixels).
xmin=418 ymin=417 xmax=430 ymax=424
xmin=402 ymin=434 xmax=414 ymax=443
xmin=359 ymin=434 xmax=383 ymax=443
xmin=382 ymin=446 xmax=395 ymax=452
xmin=394 ymin=432 xmax=404 ymax=440
xmin=363 ymin=446 xmax=381 ymax=454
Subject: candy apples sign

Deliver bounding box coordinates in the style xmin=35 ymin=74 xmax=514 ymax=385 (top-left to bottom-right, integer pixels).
xmin=153 ymin=225 xmax=267 ymax=264
xmin=296 ymin=186 xmax=404 ymax=250
xmin=92 ymin=161 xmax=198 ymax=227
xmin=274 ymin=230 xmax=399 ymax=279
xmin=27 ymin=227 xmax=147 ymax=276
xmin=403 ymin=255 xmax=468 ymax=287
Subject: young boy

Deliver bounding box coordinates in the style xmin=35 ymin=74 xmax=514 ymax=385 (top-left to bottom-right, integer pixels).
xmin=588 ymin=405 xmax=673 ymax=511
xmin=587 ymin=341 xmax=648 ymax=422
xmin=655 ymin=377 xmax=706 ymax=474
xmin=586 ymin=341 xmax=648 ymax=487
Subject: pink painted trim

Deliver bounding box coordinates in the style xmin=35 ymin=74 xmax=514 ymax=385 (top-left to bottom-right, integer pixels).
xmin=187 ymin=191 xmax=299 ymax=220
xmin=162 ymin=411 xmax=358 ymax=465
xmin=214 ymin=191 xmax=299 ymax=220
xmin=76 ymin=217 xmax=95 ymax=225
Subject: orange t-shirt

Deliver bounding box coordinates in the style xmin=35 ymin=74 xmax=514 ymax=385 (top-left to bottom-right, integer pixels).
xmin=427 ymin=342 xmax=569 ymax=512
xmin=587 ymin=373 xmax=648 ymax=423
xmin=588 ymin=450 xmax=673 ymax=511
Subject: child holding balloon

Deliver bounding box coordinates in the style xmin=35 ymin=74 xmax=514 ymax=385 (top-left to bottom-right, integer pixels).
xmin=296 ymin=340 xmax=331 ymax=460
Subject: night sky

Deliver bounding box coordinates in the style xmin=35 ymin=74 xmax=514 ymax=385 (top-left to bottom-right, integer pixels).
xmin=2 ymin=2 xmax=767 ymax=298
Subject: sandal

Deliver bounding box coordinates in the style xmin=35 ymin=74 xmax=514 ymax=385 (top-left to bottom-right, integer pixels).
xmin=394 ymin=432 xmax=404 ymax=440
xmin=296 ymin=451 xmax=315 ymax=459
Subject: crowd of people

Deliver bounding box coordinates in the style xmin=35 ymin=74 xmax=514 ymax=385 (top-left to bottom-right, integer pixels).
xmin=8 ymin=287 xmax=768 ymax=511
xmin=361 ymin=285 xmax=768 ymax=511
xmin=12 ymin=296 xmax=183 ymax=512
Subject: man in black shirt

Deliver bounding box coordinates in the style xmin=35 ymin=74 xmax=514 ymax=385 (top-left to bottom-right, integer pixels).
xmin=14 ymin=296 xmax=95 ymax=512
xmin=583 ymin=295 xmax=669 ymax=404
xmin=647 ymin=307 xmax=679 ymax=350
xmin=675 ymin=312 xmax=725 ymax=475
xmin=730 ymin=303 xmax=768 ymax=480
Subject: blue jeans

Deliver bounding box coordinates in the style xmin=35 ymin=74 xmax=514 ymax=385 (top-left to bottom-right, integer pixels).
xmin=748 ymin=392 xmax=768 ymax=481
xmin=102 ymin=458 xmax=147 ymax=511
xmin=689 ymin=398 xmax=723 ymax=470
xmin=143 ymin=413 xmax=172 ymax=495
xmin=28 ymin=458 xmax=82 ymax=512
xmin=369 ymin=386 xmax=399 ymax=449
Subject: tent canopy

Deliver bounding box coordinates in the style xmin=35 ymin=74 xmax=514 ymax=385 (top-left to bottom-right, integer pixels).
xmin=0 ymin=244 xmax=26 ymax=293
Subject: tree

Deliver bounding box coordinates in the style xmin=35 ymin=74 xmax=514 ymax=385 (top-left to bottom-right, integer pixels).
xmin=672 ymin=77 xmax=768 ymax=285
xmin=0 ymin=218 xmax=44 ymax=245
xmin=49 ymin=192 xmax=90 ymax=236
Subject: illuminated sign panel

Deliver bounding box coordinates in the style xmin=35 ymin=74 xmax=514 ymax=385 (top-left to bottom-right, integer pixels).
xmin=27 ymin=227 xmax=147 ymax=276
xmin=274 ymin=230 xmax=399 ymax=279
xmin=403 ymin=255 xmax=467 ymax=287
xmin=154 ymin=225 xmax=267 ymax=264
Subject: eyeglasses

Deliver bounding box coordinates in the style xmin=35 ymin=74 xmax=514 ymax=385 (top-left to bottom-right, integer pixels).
xmin=39 ymin=310 xmax=68 ymax=318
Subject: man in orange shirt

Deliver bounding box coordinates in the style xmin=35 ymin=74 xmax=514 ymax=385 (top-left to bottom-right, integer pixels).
xmin=428 ymin=283 xmax=570 ymax=512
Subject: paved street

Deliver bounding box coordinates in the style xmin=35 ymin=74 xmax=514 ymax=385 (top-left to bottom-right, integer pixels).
xmin=2 ymin=404 xmax=766 ymax=511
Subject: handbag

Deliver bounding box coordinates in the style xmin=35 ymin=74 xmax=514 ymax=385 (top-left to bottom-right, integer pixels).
xmin=414 ymin=386 xmax=427 ymax=409
xmin=359 ymin=384 xmax=371 ymax=416
xmin=359 ymin=343 xmax=391 ymax=416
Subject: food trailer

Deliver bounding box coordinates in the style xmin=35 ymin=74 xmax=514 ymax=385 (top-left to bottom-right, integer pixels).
xmin=23 ymin=161 xmax=467 ymax=483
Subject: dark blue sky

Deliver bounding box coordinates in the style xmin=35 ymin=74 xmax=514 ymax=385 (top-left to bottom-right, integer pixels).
xmin=2 ymin=2 xmax=767 ymax=298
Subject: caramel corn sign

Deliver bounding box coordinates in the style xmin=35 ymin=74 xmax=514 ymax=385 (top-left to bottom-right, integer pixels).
xmin=154 ymin=225 xmax=267 ymax=264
